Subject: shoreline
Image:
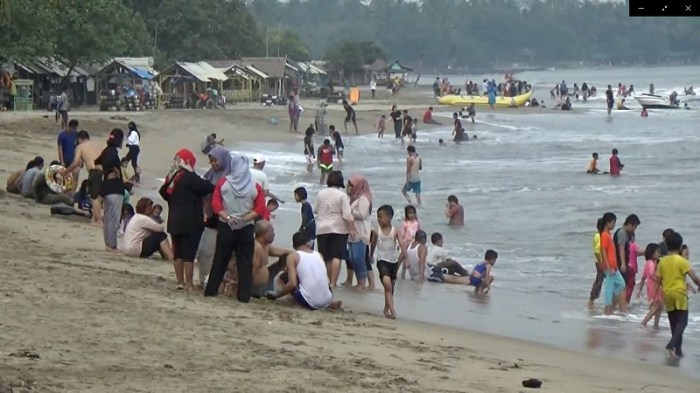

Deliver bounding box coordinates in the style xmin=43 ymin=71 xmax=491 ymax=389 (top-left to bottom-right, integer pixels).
xmin=0 ymin=196 xmax=695 ymax=392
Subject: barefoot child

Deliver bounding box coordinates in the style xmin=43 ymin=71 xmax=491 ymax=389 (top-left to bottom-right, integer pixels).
xmin=469 ymin=250 xmax=498 ymax=294
xmin=377 ymin=115 xmax=386 ymax=138
xmin=374 ymin=205 xmax=401 ymax=318
xmin=405 ymin=230 xmax=428 ymax=282
xmin=398 ymin=205 xmax=421 ymax=279
xmin=637 ymin=243 xmax=662 ymax=328
xmin=655 ymin=231 xmax=700 ymax=358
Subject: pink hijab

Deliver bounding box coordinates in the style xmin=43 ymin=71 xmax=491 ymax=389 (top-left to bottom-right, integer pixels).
xmin=348 ymin=174 xmax=372 ymax=204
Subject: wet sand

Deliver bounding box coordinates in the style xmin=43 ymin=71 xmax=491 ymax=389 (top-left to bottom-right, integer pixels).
xmin=0 ymin=88 xmax=696 ymax=392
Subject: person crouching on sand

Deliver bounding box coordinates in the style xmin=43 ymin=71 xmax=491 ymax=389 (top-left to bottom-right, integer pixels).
xmin=469 ymin=250 xmax=498 ymax=294
xmin=266 ymin=232 xmax=342 ymax=310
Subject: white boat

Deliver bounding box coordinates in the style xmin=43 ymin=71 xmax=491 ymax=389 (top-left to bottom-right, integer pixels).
xmin=634 ymin=94 xmax=680 ymax=109
xmin=680 ymin=86 xmax=699 ymax=104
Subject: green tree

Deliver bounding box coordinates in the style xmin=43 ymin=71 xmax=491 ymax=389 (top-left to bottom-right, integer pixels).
xmin=0 ymin=0 xmax=57 ymax=60
xmin=52 ymin=0 xmax=149 ymax=79
xmin=132 ymin=0 xmax=263 ymax=66
xmin=325 ymin=40 xmax=386 ymax=73
xmin=267 ymin=29 xmax=311 ymax=61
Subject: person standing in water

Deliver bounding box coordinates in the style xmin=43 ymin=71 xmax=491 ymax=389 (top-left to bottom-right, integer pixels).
xmin=330 ymin=125 xmax=344 ymax=164
xmin=605 ymin=85 xmax=614 ymax=115
xmin=589 ymin=217 xmax=605 ymax=309
xmin=599 ymin=212 xmax=625 ymax=315
xmin=304 ymin=125 xmax=315 ymax=172
xmin=467 ymin=103 xmax=476 ymax=124
xmin=402 ymin=145 xmax=422 ymax=205
xmin=452 ymin=112 xmax=466 ymax=143
xmin=655 ymin=231 xmax=700 ymax=358
xmin=609 ymin=148 xmax=623 ymax=177
xmin=390 ymin=105 xmax=402 ymax=139
xmin=317 ymin=139 xmax=335 ymax=185
xmin=342 ymin=99 xmax=358 ymax=135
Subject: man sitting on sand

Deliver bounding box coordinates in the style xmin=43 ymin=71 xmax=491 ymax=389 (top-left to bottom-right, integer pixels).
xmin=252 ymin=221 xmax=292 ymax=298
xmin=267 ymin=232 xmax=342 ymax=310
xmin=67 ymin=130 xmax=104 ymax=224
xmin=469 ymin=250 xmax=498 ymax=294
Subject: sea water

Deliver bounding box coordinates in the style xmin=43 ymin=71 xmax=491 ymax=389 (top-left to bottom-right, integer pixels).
xmin=192 ymin=66 xmax=700 ymax=374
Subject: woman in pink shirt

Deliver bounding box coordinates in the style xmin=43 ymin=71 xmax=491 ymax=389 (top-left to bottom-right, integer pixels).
xmin=123 ymin=197 xmax=173 ymax=260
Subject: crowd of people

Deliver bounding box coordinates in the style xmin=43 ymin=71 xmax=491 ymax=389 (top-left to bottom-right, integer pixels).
xmin=588 ymin=213 xmax=700 ymax=358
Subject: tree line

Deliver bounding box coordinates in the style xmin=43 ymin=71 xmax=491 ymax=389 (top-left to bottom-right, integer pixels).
xmin=2 ymin=0 xmax=698 ymax=77
xmin=247 ymin=0 xmax=700 ymax=71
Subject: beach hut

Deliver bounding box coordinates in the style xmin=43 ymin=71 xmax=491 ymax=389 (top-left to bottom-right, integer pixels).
xmin=205 ymin=60 xmax=258 ymax=103
xmin=158 ymin=61 xmax=228 ymax=109
xmin=95 ymin=57 xmax=156 ymax=92
xmin=240 ymin=57 xmax=298 ymax=97
xmin=35 ymin=57 xmax=89 ymax=107
xmin=385 ymin=60 xmax=413 ymax=83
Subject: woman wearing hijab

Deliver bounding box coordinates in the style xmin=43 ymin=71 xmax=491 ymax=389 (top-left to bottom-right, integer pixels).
xmin=204 ymin=153 xmax=267 ymax=302
xmin=95 ymin=129 xmax=126 ymax=252
xmin=159 ymin=149 xmax=215 ymax=290
xmin=122 ymin=121 xmax=141 ymax=184
xmin=196 ymin=146 xmax=232 ymax=287
xmin=346 ymin=174 xmax=372 ymax=289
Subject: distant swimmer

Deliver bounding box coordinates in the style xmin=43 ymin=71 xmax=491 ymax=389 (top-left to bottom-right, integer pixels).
xmin=469 ymin=249 xmax=498 ymax=294
xmin=641 ymin=108 xmax=648 ymax=117
xmin=422 ymin=107 xmax=442 ymax=125
xmin=587 ymin=153 xmax=600 ymax=174
xmin=452 ymin=112 xmax=468 ymax=143
xmin=609 ymin=148 xmax=624 ymax=177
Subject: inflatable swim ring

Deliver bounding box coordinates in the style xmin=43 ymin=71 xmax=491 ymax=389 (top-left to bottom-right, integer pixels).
xmin=45 ymin=165 xmax=73 ymax=194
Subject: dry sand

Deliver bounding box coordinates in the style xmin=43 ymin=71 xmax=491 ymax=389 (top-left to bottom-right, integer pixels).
xmin=0 ymin=89 xmax=695 ymax=392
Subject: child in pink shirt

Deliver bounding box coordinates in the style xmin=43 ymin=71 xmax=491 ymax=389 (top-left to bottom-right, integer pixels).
xmin=637 ymin=243 xmax=662 ymax=328
xmin=398 ymin=205 xmax=420 ymax=279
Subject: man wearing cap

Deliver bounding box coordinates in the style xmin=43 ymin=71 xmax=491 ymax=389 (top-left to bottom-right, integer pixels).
xmin=251 ymin=153 xmax=283 ymax=203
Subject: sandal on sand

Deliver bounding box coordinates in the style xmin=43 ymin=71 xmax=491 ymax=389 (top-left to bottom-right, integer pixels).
xmin=176 ymin=285 xmax=185 ymax=290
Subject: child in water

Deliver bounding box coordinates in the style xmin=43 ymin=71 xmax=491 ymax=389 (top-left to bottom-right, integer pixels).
xmin=405 ymin=230 xmax=428 ymax=282
xmin=470 ymin=250 xmax=498 ymax=294
xmin=655 ymin=232 xmax=700 ymax=358
xmin=377 ymin=115 xmax=386 ymax=138
xmin=330 ymin=125 xmax=344 ymax=164
xmin=638 ymin=243 xmax=663 ymax=328
xmin=609 ymin=148 xmax=624 ymax=177
xmin=681 ymin=245 xmax=697 ymax=295
xmin=398 ymin=205 xmax=421 ymax=279
xmin=587 ymin=153 xmax=600 ymax=174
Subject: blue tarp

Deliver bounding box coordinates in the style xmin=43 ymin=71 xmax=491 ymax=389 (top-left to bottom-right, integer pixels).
xmin=132 ymin=67 xmax=154 ymax=80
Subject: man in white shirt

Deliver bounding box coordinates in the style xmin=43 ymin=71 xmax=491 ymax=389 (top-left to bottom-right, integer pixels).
xmin=426 ymin=232 xmax=471 ymax=284
xmin=250 ymin=153 xmax=283 ymax=203
xmin=370 ymin=79 xmax=377 ymax=99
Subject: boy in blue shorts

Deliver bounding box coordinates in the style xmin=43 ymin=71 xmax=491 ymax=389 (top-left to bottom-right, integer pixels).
xmin=469 ymin=250 xmax=498 ymax=294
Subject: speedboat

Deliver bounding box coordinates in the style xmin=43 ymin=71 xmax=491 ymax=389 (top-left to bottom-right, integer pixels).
xmin=634 ymin=94 xmax=680 ymax=109
xmin=680 ymin=86 xmax=699 ymax=104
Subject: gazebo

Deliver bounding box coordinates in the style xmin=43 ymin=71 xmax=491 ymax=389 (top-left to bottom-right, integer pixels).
xmin=94 ymin=58 xmax=156 ymax=93
xmin=385 ymin=60 xmax=413 ymax=83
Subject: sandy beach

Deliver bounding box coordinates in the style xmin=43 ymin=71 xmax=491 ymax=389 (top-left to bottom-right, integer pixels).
xmin=0 ymin=88 xmax=696 ymax=392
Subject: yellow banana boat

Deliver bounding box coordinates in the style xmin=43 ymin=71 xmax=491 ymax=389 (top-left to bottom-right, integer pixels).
xmin=437 ymin=89 xmax=534 ymax=107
